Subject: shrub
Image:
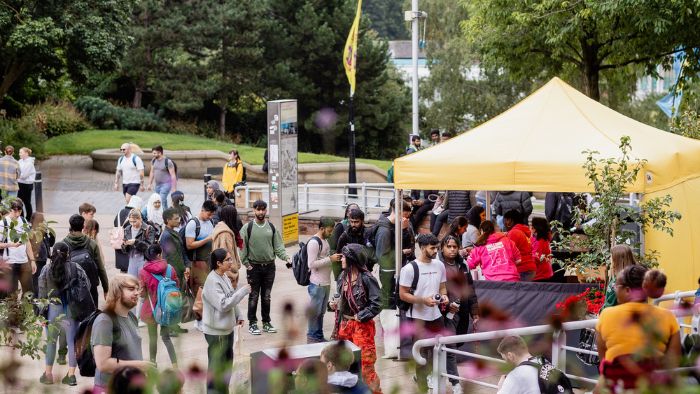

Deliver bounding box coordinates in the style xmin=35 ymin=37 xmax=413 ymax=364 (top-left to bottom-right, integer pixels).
xmin=0 ymin=119 xmax=47 ymax=158
xmin=18 ymin=102 xmax=90 ymax=138
xmin=74 ymin=96 xmax=167 ymax=131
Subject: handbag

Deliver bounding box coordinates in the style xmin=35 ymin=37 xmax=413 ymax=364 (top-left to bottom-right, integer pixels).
xmin=192 ymin=286 xmax=204 ymax=320
xmin=110 ymin=216 xmax=129 ymax=250
xmin=179 ymin=282 xmax=197 ymax=323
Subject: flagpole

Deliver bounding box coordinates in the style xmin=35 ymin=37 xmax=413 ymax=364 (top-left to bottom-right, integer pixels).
xmin=348 ymin=93 xmax=357 ymax=195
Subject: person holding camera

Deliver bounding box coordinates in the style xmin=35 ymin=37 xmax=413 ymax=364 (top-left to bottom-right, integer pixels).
xmin=399 ymin=233 xmax=448 ymax=393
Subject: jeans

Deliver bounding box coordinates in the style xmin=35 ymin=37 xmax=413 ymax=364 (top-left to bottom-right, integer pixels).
xmin=411 ymin=202 xmax=434 ymax=230
xmin=247 ymin=263 xmax=276 ymax=323
xmin=155 ymin=183 xmax=171 ymax=209
xmin=306 ymin=283 xmax=330 ymax=342
xmin=205 ymin=332 xmax=235 ymax=394
xmin=17 ymin=183 xmax=33 ymax=220
xmin=444 ymin=311 xmax=470 ymax=385
xmin=431 ymin=210 xmax=449 ymax=236
xmin=147 ymin=323 xmax=177 ymax=364
xmin=45 ymin=304 xmax=77 ymax=367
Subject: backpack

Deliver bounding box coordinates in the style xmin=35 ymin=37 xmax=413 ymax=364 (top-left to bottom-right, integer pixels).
xmin=62 ymin=263 xmax=96 ymax=322
xmin=149 ymin=265 xmax=184 ymax=326
xmin=291 ymin=236 xmax=321 ymax=286
xmin=118 ymin=155 xmax=137 ymax=167
xmin=241 ymin=164 xmax=247 ymax=183
xmin=152 ymin=157 xmax=178 ymax=180
xmin=244 ymin=221 xmax=277 ymax=252
xmin=75 ymin=311 xmax=136 ymax=377
xmin=179 ymin=217 xmax=200 ymax=261
xmin=69 ymin=245 xmax=99 ymax=288
xmin=396 ymin=260 xmax=419 ymax=312
xmin=364 ymin=220 xmax=393 ymax=249
xmin=519 ymin=356 xmax=574 ymax=394
xmin=554 ymin=193 xmax=575 ymax=230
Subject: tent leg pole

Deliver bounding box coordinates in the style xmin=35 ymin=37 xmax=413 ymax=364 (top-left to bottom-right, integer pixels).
xmin=395 ymin=188 xmax=403 ymax=360
xmin=485 ymin=191 xmax=492 ymax=220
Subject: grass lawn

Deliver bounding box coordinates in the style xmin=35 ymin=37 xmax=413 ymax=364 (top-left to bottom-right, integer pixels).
xmin=45 ymin=130 xmax=391 ymax=170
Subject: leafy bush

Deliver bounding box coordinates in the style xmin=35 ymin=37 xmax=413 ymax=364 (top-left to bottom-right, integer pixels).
xmin=0 ymin=120 xmax=46 ymax=158
xmin=75 ymin=96 xmax=167 ymax=131
xmin=18 ymin=102 xmax=90 ymax=138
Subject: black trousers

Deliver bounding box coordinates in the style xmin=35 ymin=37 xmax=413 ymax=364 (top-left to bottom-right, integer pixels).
xmin=247 ymin=263 xmax=276 ymax=323
xmin=205 ymin=332 xmax=235 ymax=394
xmin=411 ymin=202 xmax=434 ymax=230
xmin=17 ymin=183 xmax=33 ymax=220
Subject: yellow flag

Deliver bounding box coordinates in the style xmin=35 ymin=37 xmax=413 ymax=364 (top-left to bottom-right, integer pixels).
xmin=343 ymin=0 xmax=362 ymax=96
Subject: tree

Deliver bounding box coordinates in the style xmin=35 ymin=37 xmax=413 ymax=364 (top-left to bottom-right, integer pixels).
xmin=463 ymin=0 xmax=700 ymax=101
xmin=364 ymin=0 xmax=408 ymax=40
xmin=260 ymin=0 xmax=410 ymax=159
xmin=0 ymin=0 xmax=134 ymax=105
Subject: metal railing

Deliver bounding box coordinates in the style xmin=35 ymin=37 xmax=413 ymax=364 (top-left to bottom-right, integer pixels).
xmin=412 ymin=291 xmax=697 ymax=393
xmin=233 ymin=182 xmax=395 ymax=213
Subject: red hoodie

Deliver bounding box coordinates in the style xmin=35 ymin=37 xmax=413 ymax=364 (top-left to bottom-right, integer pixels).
xmin=139 ymin=259 xmax=179 ymax=324
xmin=507 ymin=224 xmax=536 ymax=273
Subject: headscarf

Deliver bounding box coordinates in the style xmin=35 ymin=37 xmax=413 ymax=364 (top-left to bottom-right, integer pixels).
xmin=146 ymin=193 xmax=164 ymax=226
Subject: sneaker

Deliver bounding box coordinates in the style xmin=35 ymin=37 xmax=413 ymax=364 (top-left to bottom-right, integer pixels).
xmin=56 ymin=354 xmax=67 ymax=365
xmin=173 ymin=325 xmax=188 ymax=334
xmin=39 ymin=373 xmax=53 ymax=385
xmin=138 ymin=320 xmax=147 ymax=328
xmin=427 ymin=375 xmax=434 ymax=390
xmin=61 ymin=374 xmax=77 ymax=386
xmin=249 ymin=323 xmax=261 ymax=335
xmin=452 ymin=383 xmax=463 ymax=394
xmin=262 ymin=322 xmax=277 ymax=333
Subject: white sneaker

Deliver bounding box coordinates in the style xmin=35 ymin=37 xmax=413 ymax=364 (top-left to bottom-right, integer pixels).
xmin=452 ymin=383 xmax=463 ymax=394
xmin=138 ymin=320 xmax=146 ymax=328
xmin=427 ymin=375 xmax=434 ymax=390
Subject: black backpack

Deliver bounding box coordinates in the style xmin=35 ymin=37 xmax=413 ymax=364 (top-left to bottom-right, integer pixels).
xmin=519 ymin=356 xmax=574 ymax=394
xmin=241 ymin=164 xmax=247 ymax=183
xmin=152 ymin=156 xmax=178 ymax=180
xmin=69 ymin=245 xmax=99 ymax=288
xmin=75 ymin=311 xmax=136 ymax=377
xmin=364 ymin=220 xmax=393 ymax=249
xmin=396 ymin=260 xmax=419 ymax=312
xmin=62 ymin=263 xmax=96 ymax=322
xmin=291 ymin=236 xmax=321 ymax=286
xmin=178 ymin=217 xmax=200 ymax=261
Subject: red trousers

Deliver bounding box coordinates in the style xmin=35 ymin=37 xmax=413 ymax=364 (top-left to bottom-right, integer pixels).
xmin=338 ymin=319 xmax=382 ymax=393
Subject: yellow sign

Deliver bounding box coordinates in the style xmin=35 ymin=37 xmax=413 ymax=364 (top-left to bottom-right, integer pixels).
xmin=282 ymin=213 xmax=299 ymax=246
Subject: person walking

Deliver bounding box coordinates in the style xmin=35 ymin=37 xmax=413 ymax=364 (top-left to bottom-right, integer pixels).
xmin=170 ymin=191 xmax=192 ymax=231
xmin=330 ymin=203 xmax=359 ymax=255
xmin=335 ymin=208 xmax=367 ymax=254
xmin=0 ymin=145 xmax=19 ymax=199
xmin=330 ymin=243 xmax=382 ymax=393
xmin=185 ymin=200 xmax=217 ymax=331
xmin=113 ymin=143 xmax=145 ymax=204
xmin=38 ymin=242 xmax=95 ymax=386
xmin=146 ymin=145 xmax=176 ymax=208
xmin=240 ymin=200 xmax=290 ymax=336
xmin=63 ymin=214 xmax=109 ymax=307
xmin=466 ymin=221 xmax=520 ymax=282
xmin=160 ymin=208 xmax=191 ymax=284
xmin=17 ymin=147 xmax=36 ymax=220
xmin=496 ymin=336 xmax=543 ymax=394
xmin=122 ymin=209 xmax=157 ymax=282
xmin=222 ymin=149 xmax=244 ymax=198
xmin=91 ymin=274 xmax=154 ymax=393
xmin=1 ymin=199 xmax=35 ymax=296
xmin=139 ymin=244 xmax=179 ymax=367
xmin=79 ymin=202 xmax=97 ymax=222
xmin=114 ymin=196 xmax=143 ymax=273
xmin=30 ymin=212 xmax=55 ymax=296
xmin=211 ymin=205 xmax=243 ymax=279
xmin=202 ymin=248 xmax=251 ymax=394
xmin=306 ymin=217 xmax=343 ymax=343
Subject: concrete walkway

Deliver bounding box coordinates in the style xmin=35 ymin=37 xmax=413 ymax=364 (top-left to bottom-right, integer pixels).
xmin=3 ymin=156 xmax=503 ymax=394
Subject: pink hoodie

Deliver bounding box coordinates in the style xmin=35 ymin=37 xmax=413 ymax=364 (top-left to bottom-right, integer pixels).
xmin=139 ymin=259 xmax=179 ymax=324
xmin=467 ymin=233 xmax=520 ymax=281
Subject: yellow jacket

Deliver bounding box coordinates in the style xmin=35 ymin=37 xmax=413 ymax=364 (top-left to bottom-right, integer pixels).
xmin=222 ymin=159 xmax=243 ymax=192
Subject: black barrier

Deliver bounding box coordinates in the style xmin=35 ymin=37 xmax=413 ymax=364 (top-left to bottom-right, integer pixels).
xmin=34 ymin=171 xmax=42 ymax=213
xmin=203 ymin=173 xmax=211 ymax=201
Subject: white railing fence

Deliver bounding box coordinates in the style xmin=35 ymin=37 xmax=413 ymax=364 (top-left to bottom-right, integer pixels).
xmin=412 ymin=290 xmax=698 ymax=394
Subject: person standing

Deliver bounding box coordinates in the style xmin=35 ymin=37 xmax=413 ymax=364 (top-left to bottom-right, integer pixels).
xmin=212 ymin=205 xmax=243 ymax=278
xmin=503 ymin=210 xmax=536 ymax=281
xmin=63 ymin=214 xmax=109 ymax=307
xmin=30 ymin=212 xmax=55 ymax=295
xmin=113 ymin=143 xmax=145 ymax=204
xmin=240 ymin=200 xmax=290 ymax=336
xmin=335 ymin=209 xmax=367 ymax=253
xmin=170 ymin=191 xmax=192 ymax=231
xmin=398 ymin=233 xmax=448 ymax=393
xmin=185 ymin=200 xmax=217 ymax=331
xmin=122 ymin=210 xmax=157 ymax=282
xmin=221 ymin=149 xmax=244 ymax=198
xmin=160 ymin=208 xmax=191 ymax=284
xmin=330 ymin=244 xmax=382 ymax=393
xmin=306 ymin=217 xmax=342 ymax=343
xmin=92 ymin=274 xmax=154 ymax=393
xmin=141 ymin=193 xmax=164 ymax=231
xmin=146 ymin=145 xmax=177 ymax=209
xmin=0 ymin=145 xmax=19 ymax=199
xmin=202 ymin=248 xmax=251 ymax=393
xmin=114 ymin=196 xmax=143 ymax=273
xmin=79 ymin=202 xmax=97 ymax=222
xmin=1 ymin=199 xmax=35 ymax=296
xmin=405 ymin=134 xmax=423 ymax=155
xmin=492 ymin=191 xmax=533 ymax=227
xmin=17 ymin=147 xmax=36 ymax=220
xmin=530 ymin=217 xmax=553 ymax=282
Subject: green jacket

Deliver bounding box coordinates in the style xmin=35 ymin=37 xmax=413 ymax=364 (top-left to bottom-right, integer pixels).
xmin=602 ymin=279 xmax=618 ymax=311
xmin=240 ymin=221 xmax=288 ymax=265
xmin=63 ymin=232 xmax=109 ymax=293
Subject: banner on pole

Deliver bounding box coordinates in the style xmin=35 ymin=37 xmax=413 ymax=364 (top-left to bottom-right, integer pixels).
xmin=343 ymin=0 xmax=362 ymax=96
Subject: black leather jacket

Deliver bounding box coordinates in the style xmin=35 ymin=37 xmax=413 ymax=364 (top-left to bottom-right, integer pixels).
xmin=336 ymin=270 xmax=381 ymax=322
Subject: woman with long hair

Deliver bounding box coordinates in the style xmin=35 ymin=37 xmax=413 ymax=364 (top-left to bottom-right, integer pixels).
xmin=30 ymin=212 xmax=55 ymax=293
xmin=202 ymin=248 xmax=251 ymax=393
xmin=466 ymin=220 xmax=520 ymax=281
xmin=212 ymin=205 xmax=243 ymax=275
xmin=447 ymin=216 xmax=468 ymax=240
xmin=602 ymin=244 xmax=637 ymax=309
xmin=222 ymin=149 xmax=244 ymax=196
xmin=331 ymin=244 xmax=382 ymax=393
xmin=530 ymin=217 xmax=553 ymax=282
xmin=170 ymin=191 xmax=192 ymax=231
xmin=38 ymin=242 xmax=92 ymax=386
xmin=462 ymin=206 xmax=485 ymax=248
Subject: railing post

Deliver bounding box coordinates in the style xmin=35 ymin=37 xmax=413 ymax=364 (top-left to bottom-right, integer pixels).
xmin=376 ymin=187 xmax=382 ymax=207
xmin=244 ymin=185 xmax=250 ymax=209
xmin=203 ymin=173 xmax=211 ymax=201
xmin=552 ymin=329 xmax=567 ymax=371
xmin=361 ymin=183 xmax=367 ymax=212
xmin=304 ymin=183 xmax=309 ymax=212
xmin=344 ymin=185 xmax=348 ymax=204
xmin=34 ymin=171 xmax=43 ymax=213
xmin=433 ymin=342 xmax=445 ymax=394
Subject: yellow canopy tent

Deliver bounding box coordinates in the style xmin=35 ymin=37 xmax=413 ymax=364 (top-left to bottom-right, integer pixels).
xmin=394 ymin=77 xmax=700 ymax=292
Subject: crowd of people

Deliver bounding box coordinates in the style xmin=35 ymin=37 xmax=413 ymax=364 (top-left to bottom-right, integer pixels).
xmin=1 ymin=139 xmax=693 ymax=394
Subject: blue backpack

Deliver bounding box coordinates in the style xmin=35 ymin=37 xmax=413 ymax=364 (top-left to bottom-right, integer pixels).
xmin=149 ymin=265 xmax=183 ymax=326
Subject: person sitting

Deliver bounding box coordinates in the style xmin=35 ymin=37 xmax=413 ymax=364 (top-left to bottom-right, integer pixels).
xmin=462 ymin=206 xmax=485 ymax=249
xmin=595 ymin=265 xmax=681 ymax=391
xmin=496 ymin=336 xmax=541 ymax=394
xmin=642 ymin=269 xmax=667 ymax=299
xmin=466 ymin=221 xmax=520 ymax=282
xmin=320 ymin=341 xmax=369 ymax=394
xmin=601 ymin=244 xmax=637 ymax=310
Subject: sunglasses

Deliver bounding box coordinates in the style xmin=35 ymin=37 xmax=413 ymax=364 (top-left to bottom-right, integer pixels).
xmin=120 ymin=148 xmax=127 ymax=152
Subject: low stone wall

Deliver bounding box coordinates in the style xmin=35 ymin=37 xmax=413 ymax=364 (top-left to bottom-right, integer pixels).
xmin=91 ymin=149 xmax=388 ymax=183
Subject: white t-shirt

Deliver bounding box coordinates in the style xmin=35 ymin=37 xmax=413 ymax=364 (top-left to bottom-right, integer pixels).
xmin=117 ymin=154 xmax=145 ymax=185
xmin=399 ymin=258 xmax=446 ymax=321
xmin=497 ymin=363 xmax=540 ymax=394
xmin=0 ymin=216 xmax=28 ymax=264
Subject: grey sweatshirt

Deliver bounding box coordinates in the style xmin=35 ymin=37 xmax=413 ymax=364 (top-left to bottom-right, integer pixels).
xmin=202 ymin=270 xmax=251 ymax=335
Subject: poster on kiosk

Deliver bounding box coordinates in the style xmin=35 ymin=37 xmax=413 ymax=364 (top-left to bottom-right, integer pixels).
xmin=267 ymin=100 xmax=299 ymax=246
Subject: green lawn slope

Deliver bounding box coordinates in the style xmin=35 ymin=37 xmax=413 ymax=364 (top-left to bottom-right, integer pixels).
xmin=45 ymin=130 xmax=391 ymax=170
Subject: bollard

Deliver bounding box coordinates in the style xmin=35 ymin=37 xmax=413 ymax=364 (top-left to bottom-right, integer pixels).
xmin=34 ymin=171 xmax=43 ymax=213
xmin=203 ymin=174 xmax=211 ymax=201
